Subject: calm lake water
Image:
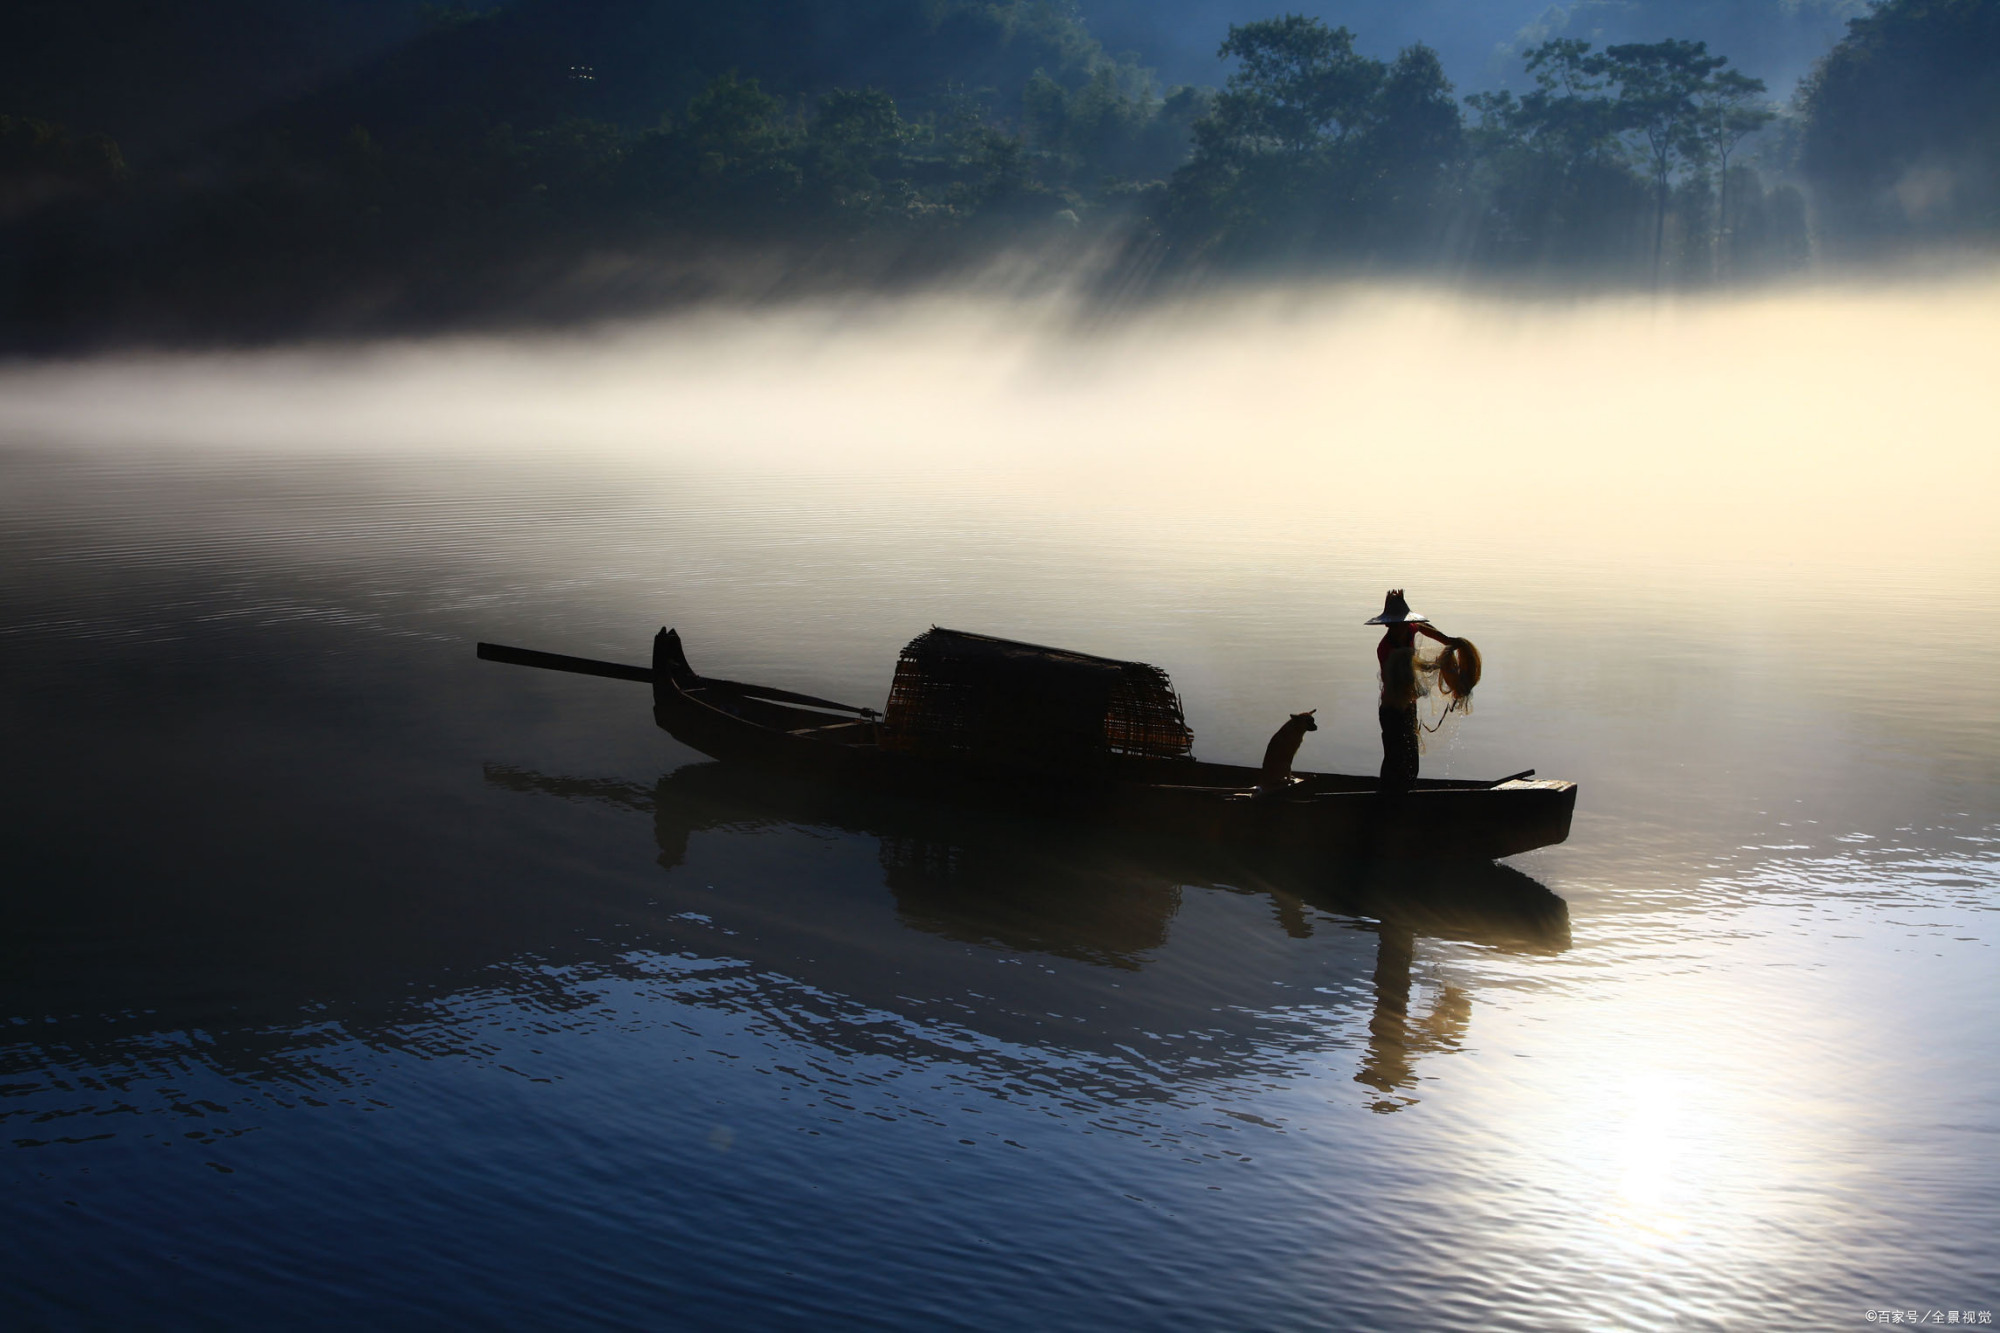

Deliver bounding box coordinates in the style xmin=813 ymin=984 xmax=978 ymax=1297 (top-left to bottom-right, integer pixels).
xmin=3 ymin=282 xmax=1996 ymax=1330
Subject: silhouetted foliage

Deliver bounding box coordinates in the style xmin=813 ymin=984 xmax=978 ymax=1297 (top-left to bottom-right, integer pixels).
xmin=0 ymin=114 xmax=126 ymax=220
xmin=1600 ymin=40 xmax=1730 ymax=272
xmin=1162 ymin=18 xmax=1462 ymax=262
xmin=1081 ymin=0 xmax=1867 ymax=97
xmin=0 ymin=0 xmax=1980 ymax=344
xmin=1023 ymin=65 xmax=1208 ymax=192
xmin=1463 ymin=43 xmax=1651 ymax=267
xmin=1 ymin=0 xmax=437 ymax=153
xmin=1494 ymin=0 xmax=1866 ymax=94
xmin=1800 ymin=0 xmax=2000 ymax=246
xmin=0 ymin=0 xmax=1179 ymax=345
xmin=1459 ymin=36 xmax=1800 ymax=276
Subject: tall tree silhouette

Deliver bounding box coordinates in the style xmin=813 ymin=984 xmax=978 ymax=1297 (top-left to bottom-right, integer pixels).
xmin=1599 ymin=39 xmax=1726 ymax=280
xmin=1165 ymin=15 xmax=1460 ymax=260
xmin=1694 ymin=68 xmax=1774 ymax=275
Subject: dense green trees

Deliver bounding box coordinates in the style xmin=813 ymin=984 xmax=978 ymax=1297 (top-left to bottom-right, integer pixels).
xmin=1 ymin=0 xmax=1191 ymax=343
xmin=2 ymin=0 xmax=430 ymax=152
xmin=1162 ymin=20 xmax=1462 ymax=262
xmin=0 ymin=114 xmax=125 ymax=215
xmin=1462 ymin=34 xmax=1799 ymax=275
xmin=1497 ymin=0 xmax=1867 ymax=92
xmin=1151 ymin=17 xmax=1804 ymax=277
xmin=1 ymin=0 xmax=1990 ymax=345
xmin=1023 ymin=65 xmax=1208 ymax=193
xmin=1800 ymin=0 xmax=2000 ymax=247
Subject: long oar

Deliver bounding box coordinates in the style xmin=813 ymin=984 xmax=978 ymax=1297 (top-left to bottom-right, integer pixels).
xmin=476 ymin=642 xmax=879 ymax=716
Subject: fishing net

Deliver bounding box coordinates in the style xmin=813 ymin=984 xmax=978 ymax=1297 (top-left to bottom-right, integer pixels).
xmin=1433 ymin=637 xmax=1482 ymax=706
xmin=1414 ymin=636 xmax=1481 ymax=733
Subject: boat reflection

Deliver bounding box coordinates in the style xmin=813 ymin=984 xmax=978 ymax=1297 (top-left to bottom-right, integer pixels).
xmin=488 ymin=760 xmax=1570 ymax=1111
xmin=0 ymin=752 xmax=1567 ymax=1125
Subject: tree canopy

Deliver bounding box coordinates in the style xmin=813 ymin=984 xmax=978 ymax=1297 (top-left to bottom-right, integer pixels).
xmin=1163 ymin=18 xmax=1461 ymax=262
xmin=1800 ymin=0 xmax=2000 ymax=246
xmin=1 ymin=0 xmax=1986 ymax=345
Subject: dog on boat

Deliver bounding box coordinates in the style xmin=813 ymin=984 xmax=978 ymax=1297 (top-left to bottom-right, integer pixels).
xmin=1256 ymin=710 xmax=1317 ymax=794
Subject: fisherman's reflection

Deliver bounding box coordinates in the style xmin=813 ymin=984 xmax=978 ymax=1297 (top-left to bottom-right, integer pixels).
xmin=1276 ymin=863 xmax=1566 ymax=1111
xmin=882 ymin=835 xmax=1563 ymax=1113
xmin=1356 ymin=925 xmax=1470 ymax=1111
xmin=485 ymin=761 xmax=1568 ymax=1110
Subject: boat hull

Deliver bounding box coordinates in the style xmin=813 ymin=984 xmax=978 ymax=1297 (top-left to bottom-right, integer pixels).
xmin=648 ymin=632 xmax=1575 ymax=862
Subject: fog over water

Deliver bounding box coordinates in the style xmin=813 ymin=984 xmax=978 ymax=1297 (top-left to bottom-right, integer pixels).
xmin=3 ymin=275 xmax=1996 ymax=1328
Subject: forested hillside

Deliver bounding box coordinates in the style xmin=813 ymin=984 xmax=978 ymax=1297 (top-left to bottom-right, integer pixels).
xmin=1079 ymin=0 xmax=1867 ymax=93
xmin=1799 ymin=0 xmax=2000 ymax=249
xmin=3 ymin=0 xmax=437 ymax=153
xmin=1 ymin=0 xmax=1990 ymax=346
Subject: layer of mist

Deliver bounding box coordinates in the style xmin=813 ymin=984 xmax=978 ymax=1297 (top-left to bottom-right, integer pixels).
xmin=6 ymin=272 xmax=1993 ymax=584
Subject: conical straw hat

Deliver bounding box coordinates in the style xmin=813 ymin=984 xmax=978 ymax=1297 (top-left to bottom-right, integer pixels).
xmin=1365 ymin=589 xmax=1429 ymax=625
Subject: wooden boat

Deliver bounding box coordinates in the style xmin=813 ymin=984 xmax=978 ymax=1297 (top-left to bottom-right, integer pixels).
xmin=476 ymin=627 xmax=1577 ymax=861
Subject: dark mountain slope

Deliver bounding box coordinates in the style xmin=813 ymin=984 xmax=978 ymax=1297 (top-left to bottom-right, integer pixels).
xmin=266 ymin=0 xmax=1111 ymax=152
xmin=2 ymin=0 xmax=437 ymax=155
xmin=1801 ymin=0 xmax=2000 ymax=246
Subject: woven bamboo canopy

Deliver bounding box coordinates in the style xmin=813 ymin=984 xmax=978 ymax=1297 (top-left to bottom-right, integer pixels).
xmin=882 ymin=628 xmax=1194 ymax=768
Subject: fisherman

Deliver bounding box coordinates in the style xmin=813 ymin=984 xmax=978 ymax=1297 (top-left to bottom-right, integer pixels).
xmin=1368 ymin=589 xmax=1456 ymax=795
